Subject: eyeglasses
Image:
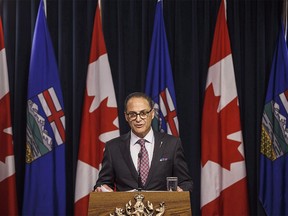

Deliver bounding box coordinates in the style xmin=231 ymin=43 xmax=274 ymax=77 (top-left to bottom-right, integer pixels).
xmin=125 ymin=108 xmax=153 ymax=121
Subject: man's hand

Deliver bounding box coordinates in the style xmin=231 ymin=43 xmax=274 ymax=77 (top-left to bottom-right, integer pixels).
xmin=94 ymin=184 xmax=113 ymax=192
xmin=177 ymin=186 xmax=183 ymax=192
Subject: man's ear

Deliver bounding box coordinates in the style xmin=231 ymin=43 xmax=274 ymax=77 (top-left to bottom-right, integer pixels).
xmin=124 ymin=113 xmax=129 ymax=122
xmin=151 ymin=109 xmax=155 ymax=119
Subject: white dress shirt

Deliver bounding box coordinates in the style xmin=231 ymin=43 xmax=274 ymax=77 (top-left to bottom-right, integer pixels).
xmin=130 ymin=128 xmax=155 ymax=170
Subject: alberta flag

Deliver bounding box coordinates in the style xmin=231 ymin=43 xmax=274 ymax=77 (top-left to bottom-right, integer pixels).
xmin=74 ymin=2 xmax=119 ymax=216
xmin=259 ymin=23 xmax=288 ymax=216
xmin=201 ymin=0 xmax=249 ymax=215
xmin=145 ymin=0 xmax=179 ymax=136
xmin=23 ymin=0 xmax=66 ymax=215
xmin=0 ymin=17 xmax=18 ymax=215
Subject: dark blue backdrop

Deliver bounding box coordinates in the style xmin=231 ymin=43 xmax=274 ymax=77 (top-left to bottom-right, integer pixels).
xmin=2 ymin=0 xmax=283 ymax=215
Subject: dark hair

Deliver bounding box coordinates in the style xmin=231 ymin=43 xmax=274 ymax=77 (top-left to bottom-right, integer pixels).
xmin=124 ymin=92 xmax=154 ymax=112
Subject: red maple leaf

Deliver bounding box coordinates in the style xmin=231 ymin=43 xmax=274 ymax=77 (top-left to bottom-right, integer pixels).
xmin=202 ymin=84 xmax=244 ymax=170
xmin=0 ymin=93 xmax=13 ymax=163
xmin=78 ymin=91 xmax=118 ymax=169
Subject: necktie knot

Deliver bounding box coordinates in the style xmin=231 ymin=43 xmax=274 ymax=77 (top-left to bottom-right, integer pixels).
xmin=137 ymin=139 xmax=146 ymax=147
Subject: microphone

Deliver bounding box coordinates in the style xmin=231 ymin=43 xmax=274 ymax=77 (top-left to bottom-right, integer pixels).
xmin=138 ymin=152 xmax=142 ymax=159
xmin=137 ymin=152 xmax=142 ymax=191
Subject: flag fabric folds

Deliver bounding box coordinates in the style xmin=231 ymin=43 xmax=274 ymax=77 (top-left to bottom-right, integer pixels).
xmin=259 ymin=23 xmax=288 ymax=216
xmin=0 ymin=17 xmax=18 ymax=216
xmin=23 ymin=0 xmax=66 ymax=215
xmin=145 ymin=0 xmax=179 ymax=137
xmin=74 ymin=3 xmax=119 ymax=215
xmin=200 ymin=0 xmax=249 ymax=215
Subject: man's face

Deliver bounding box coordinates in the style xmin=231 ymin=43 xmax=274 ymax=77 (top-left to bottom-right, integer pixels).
xmin=125 ymin=97 xmax=154 ymax=138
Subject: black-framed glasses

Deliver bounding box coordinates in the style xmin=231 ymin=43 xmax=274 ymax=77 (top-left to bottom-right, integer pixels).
xmin=125 ymin=108 xmax=153 ymax=121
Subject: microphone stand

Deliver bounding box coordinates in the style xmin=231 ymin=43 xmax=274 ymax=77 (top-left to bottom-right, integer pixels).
xmin=137 ymin=152 xmax=143 ymax=191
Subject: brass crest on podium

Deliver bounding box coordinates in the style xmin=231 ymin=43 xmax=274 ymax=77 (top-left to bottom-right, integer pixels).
xmin=109 ymin=193 xmax=165 ymax=216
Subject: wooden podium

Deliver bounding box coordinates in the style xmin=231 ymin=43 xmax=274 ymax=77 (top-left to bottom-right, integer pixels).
xmin=88 ymin=191 xmax=192 ymax=215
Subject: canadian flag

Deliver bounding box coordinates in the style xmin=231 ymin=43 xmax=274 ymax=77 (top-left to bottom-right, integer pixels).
xmin=0 ymin=17 xmax=18 ymax=215
xmin=74 ymin=3 xmax=119 ymax=216
xmin=200 ymin=0 xmax=249 ymax=215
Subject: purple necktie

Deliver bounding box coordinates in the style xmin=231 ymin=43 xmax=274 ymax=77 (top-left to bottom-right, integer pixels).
xmin=137 ymin=139 xmax=149 ymax=186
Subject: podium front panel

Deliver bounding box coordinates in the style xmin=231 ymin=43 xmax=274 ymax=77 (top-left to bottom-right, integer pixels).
xmin=88 ymin=191 xmax=192 ymax=215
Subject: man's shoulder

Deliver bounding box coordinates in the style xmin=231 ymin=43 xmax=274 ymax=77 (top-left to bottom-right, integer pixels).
xmin=154 ymin=130 xmax=179 ymax=141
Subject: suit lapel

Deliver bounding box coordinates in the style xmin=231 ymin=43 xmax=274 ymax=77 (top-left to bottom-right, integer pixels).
xmin=119 ymin=132 xmax=139 ymax=181
xmin=145 ymin=131 xmax=165 ymax=186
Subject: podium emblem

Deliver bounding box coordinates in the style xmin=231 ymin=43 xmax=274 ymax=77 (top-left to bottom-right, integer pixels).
xmin=109 ymin=193 xmax=165 ymax=216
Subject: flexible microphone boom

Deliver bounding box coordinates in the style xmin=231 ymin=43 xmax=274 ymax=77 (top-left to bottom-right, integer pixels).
xmin=137 ymin=152 xmax=142 ymax=191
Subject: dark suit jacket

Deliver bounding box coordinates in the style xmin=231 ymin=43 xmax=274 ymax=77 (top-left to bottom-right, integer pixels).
xmin=95 ymin=130 xmax=193 ymax=192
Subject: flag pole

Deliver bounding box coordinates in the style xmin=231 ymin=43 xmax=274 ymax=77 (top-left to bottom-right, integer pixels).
xmin=283 ymin=0 xmax=288 ymax=40
xmin=43 ymin=0 xmax=47 ymax=17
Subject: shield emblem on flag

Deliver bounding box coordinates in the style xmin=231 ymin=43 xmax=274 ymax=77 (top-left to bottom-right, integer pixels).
xmin=26 ymin=87 xmax=65 ymax=163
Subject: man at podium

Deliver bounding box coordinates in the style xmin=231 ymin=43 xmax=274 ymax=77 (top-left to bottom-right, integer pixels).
xmin=94 ymin=92 xmax=193 ymax=192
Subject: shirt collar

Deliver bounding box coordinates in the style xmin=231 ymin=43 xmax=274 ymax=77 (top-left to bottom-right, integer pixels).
xmin=131 ymin=128 xmax=153 ymax=145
